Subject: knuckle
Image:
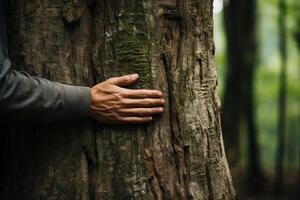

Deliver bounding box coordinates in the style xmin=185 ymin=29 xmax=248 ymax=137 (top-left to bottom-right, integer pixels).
xmin=113 ymin=93 xmax=123 ymax=101
xmin=107 ymin=77 xmax=115 ymax=83
xmin=113 ymin=104 xmax=121 ymax=110
xmin=151 ymin=108 xmax=158 ymax=114
xmin=119 ymin=98 xmax=127 ymax=106
xmin=118 ymin=108 xmax=126 ymax=114
xmin=152 ymin=91 xmax=159 ymax=96
xmin=112 ymin=101 xmax=123 ymax=110
xmin=148 ymin=91 xmax=155 ymax=97
xmin=123 ymin=76 xmax=131 ymax=82
xmin=120 ymin=91 xmax=129 ymax=98
xmin=144 ymin=99 xmax=152 ymax=105
xmin=139 ymin=92 xmax=147 ymax=98
xmin=146 ymin=109 xmax=152 ymax=114
xmin=115 ymin=115 xmax=123 ymax=121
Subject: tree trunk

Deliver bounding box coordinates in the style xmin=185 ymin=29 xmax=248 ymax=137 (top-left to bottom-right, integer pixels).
xmin=274 ymin=0 xmax=287 ymax=196
xmin=223 ymin=0 xmax=262 ymax=190
xmin=296 ymin=3 xmax=300 ymax=190
xmin=1 ymin=0 xmax=235 ymax=199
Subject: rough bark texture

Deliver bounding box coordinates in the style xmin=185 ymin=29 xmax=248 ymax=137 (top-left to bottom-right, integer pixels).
xmin=0 ymin=0 xmax=235 ymax=199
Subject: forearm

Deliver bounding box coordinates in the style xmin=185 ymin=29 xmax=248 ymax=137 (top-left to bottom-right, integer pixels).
xmin=0 ymin=70 xmax=91 ymax=122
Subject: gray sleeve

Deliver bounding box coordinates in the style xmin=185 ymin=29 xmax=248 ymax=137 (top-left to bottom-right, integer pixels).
xmin=0 ymin=61 xmax=91 ymax=122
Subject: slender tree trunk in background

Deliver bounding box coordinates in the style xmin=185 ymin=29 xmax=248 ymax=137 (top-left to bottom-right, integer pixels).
xmin=223 ymin=0 xmax=262 ymax=192
xmin=0 ymin=0 xmax=235 ymax=199
xmin=222 ymin=0 xmax=243 ymax=166
xmin=294 ymin=2 xmax=300 ymax=193
xmin=274 ymin=0 xmax=287 ymax=196
xmin=297 ymin=29 xmax=300 ymax=191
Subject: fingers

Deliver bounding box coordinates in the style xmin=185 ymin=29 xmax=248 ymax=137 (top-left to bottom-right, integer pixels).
xmin=106 ymin=74 xmax=163 ymax=98
xmin=90 ymin=73 xmax=166 ymax=124
xmin=122 ymin=88 xmax=163 ymax=98
xmin=90 ymin=111 xmax=154 ymax=124
xmin=107 ymin=74 xmax=139 ymax=87
xmin=122 ymin=98 xmax=165 ymax=108
xmin=119 ymin=107 xmax=164 ymax=117
xmin=119 ymin=116 xmax=153 ymax=124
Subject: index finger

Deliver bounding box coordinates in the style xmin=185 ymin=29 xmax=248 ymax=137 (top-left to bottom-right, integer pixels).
xmin=122 ymin=88 xmax=163 ymax=99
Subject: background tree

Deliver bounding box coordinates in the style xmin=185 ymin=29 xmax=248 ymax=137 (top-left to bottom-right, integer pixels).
xmin=274 ymin=0 xmax=288 ymax=195
xmin=294 ymin=0 xmax=300 ymax=191
xmin=222 ymin=0 xmax=262 ymax=192
xmin=0 ymin=0 xmax=235 ymax=199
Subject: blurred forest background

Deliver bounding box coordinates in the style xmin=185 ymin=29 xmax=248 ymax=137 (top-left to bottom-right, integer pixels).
xmin=213 ymin=0 xmax=299 ymax=199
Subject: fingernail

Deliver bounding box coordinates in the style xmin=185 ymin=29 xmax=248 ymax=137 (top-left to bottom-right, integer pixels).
xmin=148 ymin=117 xmax=153 ymax=120
xmin=132 ymin=73 xmax=139 ymax=79
xmin=158 ymin=91 xmax=163 ymax=96
xmin=161 ymin=99 xmax=165 ymax=103
xmin=159 ymin=107 xmax=164 ymax=112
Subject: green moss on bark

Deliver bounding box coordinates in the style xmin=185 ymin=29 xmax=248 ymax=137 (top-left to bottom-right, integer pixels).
xmin=114 ymin=33 xmax=152 ymax=88
xmin=63 ymin=0 xmax=84 ymax=23
xmin=108 ymin=3 xmax=153 ymax=89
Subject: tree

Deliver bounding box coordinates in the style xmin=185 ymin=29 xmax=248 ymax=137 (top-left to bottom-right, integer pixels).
xmin=222 ymin=0 xmax=262 ymax=191
xmin=295 ymin=2 xmax=300 ymax=190
xmin=295 ymin=6 xmax=300 ymax=196
xmin=274 ymin=0 xmax=287 ymax=195
xmin=0 ymin=0 xmax=235 ymax=199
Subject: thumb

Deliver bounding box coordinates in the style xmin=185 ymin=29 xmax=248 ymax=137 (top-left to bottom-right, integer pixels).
xmin=107 ymin=74 xmax=139 ymax=87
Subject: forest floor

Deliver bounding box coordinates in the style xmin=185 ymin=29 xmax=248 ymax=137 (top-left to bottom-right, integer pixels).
xmin=232 ymin=169 xmax=299 ymax=200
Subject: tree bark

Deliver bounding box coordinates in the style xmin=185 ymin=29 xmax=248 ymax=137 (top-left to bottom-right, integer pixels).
xmin=1 ymin=0 xmax=235 ymax=199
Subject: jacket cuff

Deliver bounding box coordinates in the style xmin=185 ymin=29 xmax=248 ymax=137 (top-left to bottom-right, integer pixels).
xmin=60 ymin=84 xmax=91 ymax=121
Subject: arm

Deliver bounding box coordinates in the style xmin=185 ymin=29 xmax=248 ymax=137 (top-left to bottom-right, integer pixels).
xmin=0 ymin=61 xmax=164 ymax=123
xmin=1 ymin=4 xmax=91 ymax=122
xmin=0 ymin=60 xmax=91 ymax=122
xmin=1 ymin=42 xmax=164 ymax=123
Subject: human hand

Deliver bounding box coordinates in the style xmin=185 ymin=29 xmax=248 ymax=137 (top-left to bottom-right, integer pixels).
xmin=89 ymin=74 xmax=165 ymax=124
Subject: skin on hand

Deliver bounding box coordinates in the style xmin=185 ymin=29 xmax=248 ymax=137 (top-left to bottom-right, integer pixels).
xmin=89 ymin=74 xmax=165 ymax=124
